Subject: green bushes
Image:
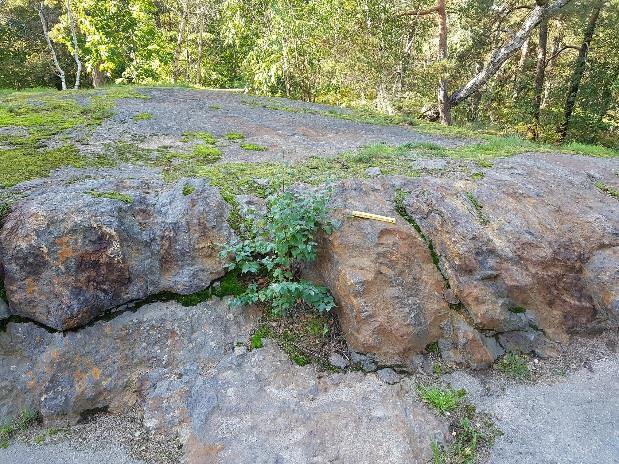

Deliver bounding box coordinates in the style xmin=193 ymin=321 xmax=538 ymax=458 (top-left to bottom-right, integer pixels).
xmin=220 ymin=189 xmax=336 ymax=315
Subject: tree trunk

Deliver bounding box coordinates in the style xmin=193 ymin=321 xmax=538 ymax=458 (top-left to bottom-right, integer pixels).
xmin=449 ymin=0 xmax=572 ymax=107
xmin=437 ymin=0 xmax=452 ymax=125
xmin=532 ymin=2 xmax=549 ymax=139
xmin=172 ymin=1 xmax=188 ymax=84
xmin=38 ymin=2 xmax=66 ymax=90
xmin=66 ymin=0 xmax=81 ymax=89
xmin=91 ymin=63 xmax=107 ymax=88
xmin=197 ymin=14 xmax=204 ymax=85
xmin=558 ymin=2 xmax=603 ymax=141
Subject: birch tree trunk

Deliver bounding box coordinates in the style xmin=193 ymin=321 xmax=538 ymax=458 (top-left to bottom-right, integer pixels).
xmin=558 ymin=2 xmax=604 ymax=141
xmin=65 ymin=0 xmax=81 ymax=89
xmin=38 ymin=2 xmax=66 ymax=90
xmin=172 ymin=1 xmax=189 ymax=84
xmin=449 ymin=0 xmax=572 ymax=107
xmin=532 ymin=3 xmax=549 ymax=139
xmin=437 ymin=0 xmax=452 ymax=125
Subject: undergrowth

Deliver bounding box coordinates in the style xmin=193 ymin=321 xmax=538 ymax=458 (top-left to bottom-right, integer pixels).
xmin=0 ymin=409 xmax=40 ymax=449
xmin=220 ymin=189 xmax=337 ymax=315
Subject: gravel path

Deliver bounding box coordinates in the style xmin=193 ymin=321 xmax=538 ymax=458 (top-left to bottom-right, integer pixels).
xmin=84 ymin=87 xmax=469 ymax=162
xmin=0 ymin=443 xmax=143 ymax=464
xmin=448 ymin=353 xmax=619 ymax=464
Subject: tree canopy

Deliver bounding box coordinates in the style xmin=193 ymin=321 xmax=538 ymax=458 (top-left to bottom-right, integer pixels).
xmin=1 ymin=0 xmax=617 ymax=145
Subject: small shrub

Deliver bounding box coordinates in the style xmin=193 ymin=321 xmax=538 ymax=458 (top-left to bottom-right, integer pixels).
xmin=496 ymin=352 xmax=530 ymax=380
xmin=240 ymin=142 xmax=268 ymax=151
xmin=418 ymin=386 xmax=466 ymax=413
xmin=220 ymin=189 xmax=337 ymax=315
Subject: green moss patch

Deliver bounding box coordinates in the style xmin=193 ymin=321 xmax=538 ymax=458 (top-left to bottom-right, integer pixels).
xmin=240 ymin=142 xmax=268 ymax=151
xmin=85 ymin=190 xmax=133 ymax=204
xmin=225 ymin=132 xmax=245 ymax=141
xmin=132 ymin=112 xmax=153 ymax=121
xmin=192 ymin=145 xmax=222 ymax=162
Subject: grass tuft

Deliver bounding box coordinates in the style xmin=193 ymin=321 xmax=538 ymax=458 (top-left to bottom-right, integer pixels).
xmin=418 ymin=386 xmax=466 ymax=413
xmin=85 ymin=190 xmax=133 ymax=204
xmin=240 ymin=142 xmax=268 ymax=151
xmin=496 ymin=352 xmax=530 ymax=380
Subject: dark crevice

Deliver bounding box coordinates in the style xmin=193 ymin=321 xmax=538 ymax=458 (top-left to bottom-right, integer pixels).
xmin=393 ymin=189 xmax=450 ymax=287
xmin=1 ymin=270 xmax=245 ymax=335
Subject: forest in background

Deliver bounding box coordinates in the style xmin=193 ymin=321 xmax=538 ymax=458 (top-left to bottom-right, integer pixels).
xmin=1 ymin=0 xmax=617 ymax=147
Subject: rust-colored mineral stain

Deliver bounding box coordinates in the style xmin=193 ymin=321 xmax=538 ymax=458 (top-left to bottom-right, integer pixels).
xmin=91 ymin=367 xmax=102 ymax=380
xmin=55 ymin=236 xmax=76 ymax=265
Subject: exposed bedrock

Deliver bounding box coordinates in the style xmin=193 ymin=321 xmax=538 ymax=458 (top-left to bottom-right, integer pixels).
xmin=0 ymin=167 xmax=234 ymax=330
xmin=308 ymin=154 xmax=618 ymax=367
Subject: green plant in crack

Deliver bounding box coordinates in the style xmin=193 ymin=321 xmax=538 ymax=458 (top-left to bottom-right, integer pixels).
xmin=220 ymin=189 xmax=337 ymax=316
xmin=465 ymin=192 xmax=489 ymax=225
xmin=0 ymin=409 xmax=40 ymax=448
xmin=85 ymin=190 xmax=133 ymax=204
xmin=418 ymin=386 xmax=466 ymax=414
xmin=182 ymin=131 xmax=216 ymax=144
xmin=192 ymin=145 xmax=222 ymax=162
xmin=594 ymin=181 xmax=619 ymax=199
xmin=132 ymin=112 xmax=152 ymax=121
xmin=225 ymin=132 xmax=245 ymax=141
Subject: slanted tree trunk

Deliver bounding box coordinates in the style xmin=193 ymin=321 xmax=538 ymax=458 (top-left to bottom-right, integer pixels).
xmin=437 ymin=0 xmax=451 ymax=125
xmin=532 ymin=1 xmax=549 ymax=139
xmin=65 ymin=0 xmax=81 ymax=89
xmin=449 ymin=0 xmax=572 ymax=108
xmin=38 ymin=2 xmax=66 ymax=90
xmin=558 ymin=2 xmax=604 ymax=141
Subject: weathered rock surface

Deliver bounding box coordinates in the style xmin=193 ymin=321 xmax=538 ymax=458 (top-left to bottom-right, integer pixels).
xmin=403 ymin=154 xmax=619 ymax=357
xmin=149 ymin=344 xmax=448 ymax=464
xmin=308 ymin=179 xmax=450 ymax=365
xmin=0 ymin=298 xmax=259 ymax=421
xmin=0 ymin=298 xmax=448 ymax=463
xmin=0 ymin=298 xmax=7 ymax=321
xmin=0 ymin=167 xmax=234 ymax=330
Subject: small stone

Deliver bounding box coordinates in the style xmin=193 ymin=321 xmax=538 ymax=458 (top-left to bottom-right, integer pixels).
xmin=0 ymin=299 xmax=8 ymax=320
xmin=328 ymin=353 xmax=350 ymax=369
xmin=376 ymin=368 xmax=400 ymax=385
xmin=365 ymin=167 xmax=381 ymax=177
xmin=252 ymin=178 xmax=270 ymax=187
xmin=350 ymin=351 xmax=377 ymax=372
xmin=234 ymin=345 xmax=248 ymax=356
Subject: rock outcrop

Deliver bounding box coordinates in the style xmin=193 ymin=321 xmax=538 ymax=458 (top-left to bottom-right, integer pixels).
xmin=0 ymin=298 xmax=448 ymax=463
xmin=403 ymin=153 xmax=619 ymax=358
xmin=0 ymin=298 xmax=259 ymax=421
xmin=308 ymin=179 xmax=450 ymax=365
xmin=0 ymin=167 xmax=234 ymax=330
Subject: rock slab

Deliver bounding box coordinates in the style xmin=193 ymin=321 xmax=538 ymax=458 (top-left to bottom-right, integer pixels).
xmin=0 ymin=167 xmax=234 ymax=330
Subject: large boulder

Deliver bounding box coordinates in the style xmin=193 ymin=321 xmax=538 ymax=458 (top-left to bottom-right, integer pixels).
xmin=0 ymin=167 xmax=234 ymax=330
xmin=308 ymin=179 xmax=450 ymax=365
xmin=403 ymin=153 xmax=619 ymax=352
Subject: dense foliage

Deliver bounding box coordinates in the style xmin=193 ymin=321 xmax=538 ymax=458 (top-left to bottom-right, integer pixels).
xmin=1 ymin=0 xmax=617 ymax=145
xmin=220 ymin=189 xmax=337 ymax=315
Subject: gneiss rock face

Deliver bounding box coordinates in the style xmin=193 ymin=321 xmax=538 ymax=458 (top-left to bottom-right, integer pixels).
xmin=404 ymin=154 xmax=619 ymax=349
xmin=308 ymin=179 xmax=450 ymax=365
xmin=0 ymin=168 xmax=234 ymax=330
xmin=0 ymin=298 xmax=259 ymax=421
xmin=0 ymin=299 xmax=448 ymax=463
